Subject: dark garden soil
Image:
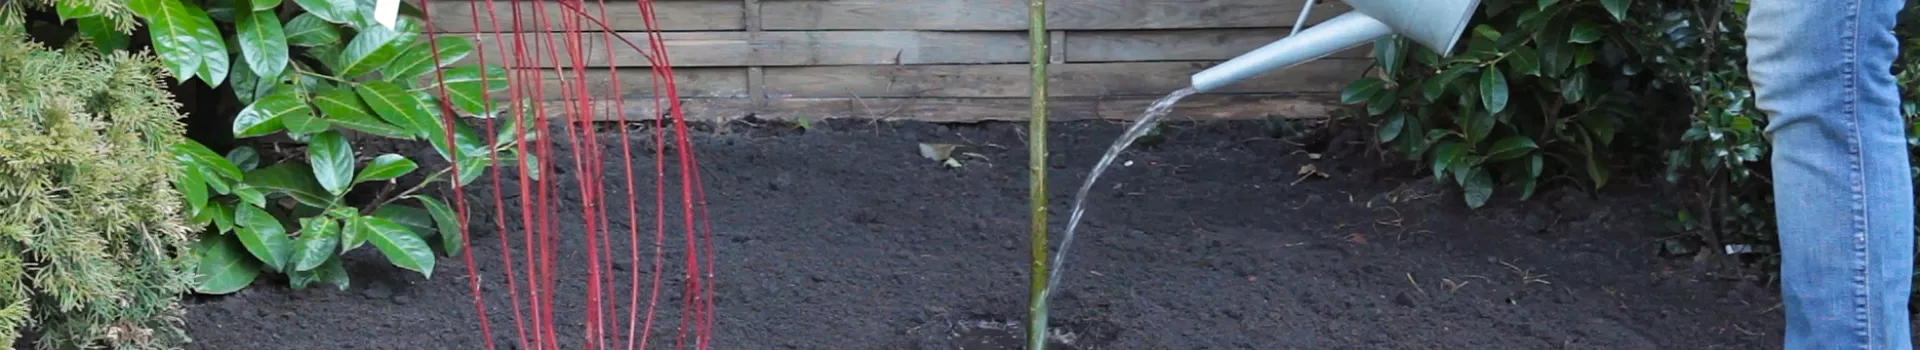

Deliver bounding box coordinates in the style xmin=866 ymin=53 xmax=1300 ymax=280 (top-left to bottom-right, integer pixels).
xmin=180 ymin=118 xmax=1819 ymax=349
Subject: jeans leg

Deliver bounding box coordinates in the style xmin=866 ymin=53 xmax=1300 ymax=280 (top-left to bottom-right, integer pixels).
xmin=1746 ymin=0 xmax=1913 ymax=348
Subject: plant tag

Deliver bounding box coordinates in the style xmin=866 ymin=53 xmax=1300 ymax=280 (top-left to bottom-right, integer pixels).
xmin=373 ymin=0 xmax=401 ymax=30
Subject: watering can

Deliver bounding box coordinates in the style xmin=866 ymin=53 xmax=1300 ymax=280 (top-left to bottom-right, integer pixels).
xmin=1189 ymin=0 xmax=1484 ymax=92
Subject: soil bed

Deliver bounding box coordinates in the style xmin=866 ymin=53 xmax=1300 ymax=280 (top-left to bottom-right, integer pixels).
xmin=184 ymin=119 xmax=1799 ymax=349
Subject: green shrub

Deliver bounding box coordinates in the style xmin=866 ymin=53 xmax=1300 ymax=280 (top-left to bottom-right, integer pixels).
xmin=1344 ymin=0 xmax=1649 ymax=209
xmin=0 ymin=29 xmax=195 ymax=349
xmin=13 ymin=0 xmax=537 ymax=294
xmin=1350 ymin=0 xmax=1920 ymax=286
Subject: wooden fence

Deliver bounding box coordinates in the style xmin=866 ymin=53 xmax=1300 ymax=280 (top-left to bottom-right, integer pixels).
xmin=427 ymin=0 xmax=1371 ymax=123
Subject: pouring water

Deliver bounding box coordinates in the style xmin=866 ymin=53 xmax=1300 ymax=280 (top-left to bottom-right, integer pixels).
xmin=1036 ymin=86 xmax=1196 ymax=305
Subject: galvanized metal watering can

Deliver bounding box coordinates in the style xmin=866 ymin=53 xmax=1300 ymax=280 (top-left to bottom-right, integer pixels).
xmin=1190 ymin=0 xmax=1484 ymax=92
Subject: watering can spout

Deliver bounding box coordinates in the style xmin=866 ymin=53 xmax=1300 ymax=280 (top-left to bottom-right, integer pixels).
xmin=1188 ymin=0 xmax=1483 ymax=93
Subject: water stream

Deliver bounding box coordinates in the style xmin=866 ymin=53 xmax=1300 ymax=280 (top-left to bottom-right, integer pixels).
xmin=1038 ymin=86 xmax=1197 ymax=305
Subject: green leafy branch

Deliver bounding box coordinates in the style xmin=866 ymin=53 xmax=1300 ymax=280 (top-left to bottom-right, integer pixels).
xmin=1345 ymin=0 xmax=1639 ymax=208
xmin=52 ymin=0 xmax=544 ymax=293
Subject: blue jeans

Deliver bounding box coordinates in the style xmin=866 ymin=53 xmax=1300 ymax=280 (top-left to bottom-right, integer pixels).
xmin=1747 ymin=0 xmax=1914 ymax=348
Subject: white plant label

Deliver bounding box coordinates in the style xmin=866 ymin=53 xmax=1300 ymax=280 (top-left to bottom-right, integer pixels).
xmin=373 ymin=0 xmax=401 ymax=30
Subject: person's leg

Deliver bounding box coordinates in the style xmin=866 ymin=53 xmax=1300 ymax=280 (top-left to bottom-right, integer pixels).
xmin=1746 ymin=0 xmax=1913 ymax=348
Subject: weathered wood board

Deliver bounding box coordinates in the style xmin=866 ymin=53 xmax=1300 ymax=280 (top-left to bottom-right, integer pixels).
xmin=759 ymin=0 xmax=1352 ymax=31
xmin=428 ymin=0 xmax=1375 ymax=122
xmin=759 ymin=60 xmax=1372 ymax=98
xmin=1063 ymin=29 xmax=1372 ymax=62
xmin=425 ymin=1 xmax=745 ymax=32
xmin=537 ymin=94 xmax=1340 ymax=122
xmin=458 ymin=29 xmax=1365 ymax=67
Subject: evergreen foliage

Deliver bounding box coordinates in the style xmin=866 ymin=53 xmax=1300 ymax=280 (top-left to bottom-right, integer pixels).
xmin=0 ymin=29 xmax=195 ymax=349
xmin=1349 ymin=0 xmax=1920 ymax=288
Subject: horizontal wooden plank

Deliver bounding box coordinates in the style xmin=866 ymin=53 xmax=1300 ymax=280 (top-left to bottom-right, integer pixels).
xmin=760 ymin=59 xmax=1372 ymax=98
xmin=422 ymin=67 xmax=749 ymax=100
xmin=424 ymin=1 xmax=744 ymax=32
xmin=457 ymin=31 xmax=749 ymax=67
xmin=539 ymin=94 xmax=1340 ymax=123
xmin=1064 ymin=28 xmax=1372 ymax=62
xmin=461 ymin=31 xmax=1031 ymax=67
xmin=761 ymin=0 xmax=1350 ymax=31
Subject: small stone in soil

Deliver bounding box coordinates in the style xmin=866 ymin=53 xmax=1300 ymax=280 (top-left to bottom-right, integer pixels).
xmin=1394 ymin=292 xmax=1419 ymax=307
xmin=362 ymin=284 xmax=393 ymax=299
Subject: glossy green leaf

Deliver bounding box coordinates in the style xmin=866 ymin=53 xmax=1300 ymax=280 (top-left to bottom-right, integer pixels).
xmin=251 ymin=0 xmax=281 ymax=11
xmin=292 ymin=217 xmax=340 ymax=271
xmin=1423 ymin=66 xmax=1470 ymax=102
xmin=1520 ymin=176 xmax=1539 ymax=200
xmin=228 ymin=60 xmax=281 ymax=105
xmin=1430 ymin=141 xmax=1466 ymax=181
xmin=1462 ymin=169 xmax=1494 ymax=208
xmin=1465 ymin=110 xmax=1497 ymax=146
xmin=372 ymin=205 xmax=435 ymax=232
xmin=1485 ymin=136 xmax=1539 ymax=161
xmin=292 ymin=0 xmax=357 ymax=24
xmin=57 ymin=1 xmax=102 ymax=19
xmin=205 ymin=0 xmax=236 ymax=22
xmin=232 ymin=184 xmax=266 ymax=208
xmin=177 ymin=168 xmax=209 ymax=216
xmin=74 ymin=17 xmax=129 ymax=53
xmin=308 ymin=131 xmax=356 ymax=195
xmin=387 ymin=37 xmax=476 ymax=81
xmin=173 ymin=139 xmax=244 ymax=181
xmin=1561 ymin=72 xmax=1588 ymax=103
xmin=428 ymin=115 xmax=490 ymax=165
xmin=315 ymin=255 xmax=351 ymax=290
xmin=1538 ymin=21 xmax=1576 ymax=77
xmin=455 ymin=153 xmax=491 ymax=186
xmin=192 ymin=233 xmax=260 ymax=294
xmin=1732 ymin=116 xmax=1755 ymax=132
xmin=428 ymin=65 xmax=509 ymax=114
xmin=1601 ymin=0 xmax=1631 ymax=21
xmin=1529 ymin=153 xmax=1545 ymax=177
xmin=284 ymin=14 xmax=342 ymax=46
xmin=1583 ymin=135 xmax=1608 ymax=189
xmin=336 ymin=24 xmax=406 ymax=78
xmin=144 ymin=0 xmax=203 ymax=81
xmin=1568 ymin=21 xmax=1602 ymax=44
xmin=130 ymin=0 xmax=162 ymax=17
xmin=414 ymin=196 xmax=465 ymax=257
xmin=356 ymin=154 xmax=418 ymax=183
xmin=362 ymin=217 xmax=437 ymax=278
xmin=238 ymin=9 xmax=290 ymax=81
xmin=175 ymin=0 xmax=230 ymax=85
xmin=234 ymin=205 xmax=294 ymax=271
xmin=224 ymin=146 xmax=261 ymax=172
xmin=1378 ymin=111 xmax=1406 ymax=143
xmin=243 ymin=162 xmax=333 ymax=208
xmin=1472 ymin=25 xmax=1501 ymax=42
xmin=1507 ymin=46 xmax=1541 ymax=76
xmin=1478 ymin=68 xmax=1509 ymax=114
xmin=233 ymin=88 xmax=311 ymax=138
xmin=1340 ymin=78 xmax=1387 ymax=104
xmin=1364 ymin=89 xmax=1395 ymax=116
xmin=208 ymin=201 xmax=237 ymax=233
xmin=1373 ymin=37 xmax=1404 ymax=77
xmin=315 ymin=87 xmax=415 ymax=139
xmin=281 ymin=109 xmax=329 ymax=136
xmin=339 ymin=215 xmax=367 ymax=253
xmin=492 ymin=111 xmax=541 ymax=148
xmin=355 ymin=81 xmax=435 ymax=137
